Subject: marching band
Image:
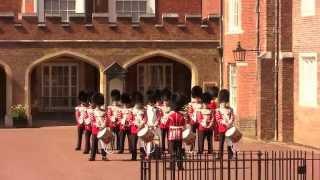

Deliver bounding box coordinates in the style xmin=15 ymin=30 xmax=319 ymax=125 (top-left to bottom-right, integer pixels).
xmin=74 ymin=86 xmax=241 ymax=162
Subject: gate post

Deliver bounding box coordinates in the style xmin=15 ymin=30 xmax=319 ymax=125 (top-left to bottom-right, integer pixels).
xmin=258 ymin=151 xmax=262 ymax=180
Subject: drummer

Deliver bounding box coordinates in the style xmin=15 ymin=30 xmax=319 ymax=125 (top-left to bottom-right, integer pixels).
xmin=207 ymin=86 xmax=220 ymax=142
xmin=75 ymin=91 xmax=88 ymax=151
xmin=158 ymin=88 xmax=172 ymax=153
xmin=117 ymin=93 xmax=132 ymax=154
xmin=186 ymin=86 xmax=203 ymax=150
xmin=83 ymin=92 xmax=94 ymax=154
xmin=215 ymin=89 xmax=235 ymax=159
xmin=196 ymin=92 xmax=214 ymax=154
xmin=144 ymin=90 xmax=162 ymax=160
xmin=130 ymin=92 xmax=146 ymax=160
xmin=106 ymin=89 xmax=122 ymax=151
xmin=89 ymin=93 xmax=109 ymax=161
xmin=166 ymin=93 xmax=187 ymax=170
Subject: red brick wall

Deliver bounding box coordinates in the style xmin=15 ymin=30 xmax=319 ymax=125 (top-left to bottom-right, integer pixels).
xmin=292 ymin=0 xmax=320 ymax=148
xmin=0 ymin=0 xmax=21 ymax=13
xmin=223 ymin=0 xmax=259 ymax=136
xmin=202 ymin=0 xmax=220 ymax=17
xmin=157 ymin=0 xmax=202 ymax=16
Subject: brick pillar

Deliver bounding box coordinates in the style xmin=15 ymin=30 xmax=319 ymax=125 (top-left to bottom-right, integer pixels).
xmin=257 ymin=53 xmax=275 ymax=140
xmin=278 ymin=56 xmax=294 ymax=142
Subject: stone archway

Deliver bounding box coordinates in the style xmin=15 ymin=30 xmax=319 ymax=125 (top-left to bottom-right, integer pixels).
xmin=0 ymin=61 xmax=13 ymax=127
xmin=123 ymin=50 xmax=199 ymax=87
xmin=123 ymin=50 xmax=195 ymax=97
xmin=25 ymin=51 xmax=105 ymax=125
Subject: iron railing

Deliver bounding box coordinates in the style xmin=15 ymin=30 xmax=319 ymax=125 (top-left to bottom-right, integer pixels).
xmin=140 ymin=151 xmax=320 ymax=180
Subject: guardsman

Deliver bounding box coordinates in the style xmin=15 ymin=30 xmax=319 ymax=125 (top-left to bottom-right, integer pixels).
xmin=75 ymin=91 xmax=88 ymax=151
xmin=83 ymin=92 xmax=94 ymax=154
xmin=117 ymin=93 xmax=132 ymax=154
xmin=207 ymin=86 xmax=220 ymax=142
xmin=158 ymin=88 xmax=172 ymax=152
xmin=130 ymin=92 xmax=146 ymax=160
xmin=89 ymin=93 xmax=109 ymax=161
xmin=106 ymin=89 xmax=122 ymax=151
xmin=196 ymin=92 xmax=214 ymax=154
xmin=166 ymin=93 xmax=187 ymax=170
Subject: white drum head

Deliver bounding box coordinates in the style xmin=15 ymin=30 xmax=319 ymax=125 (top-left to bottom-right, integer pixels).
xmin=182 ymin=128 xmax=190 ymax=138
xmin=137 ymin=127 xmax=147 ymax=137
xmin=225 ymin=127 xmax=236 ymax=137
xmin=97 ymin=128 xmax=106 ymax=138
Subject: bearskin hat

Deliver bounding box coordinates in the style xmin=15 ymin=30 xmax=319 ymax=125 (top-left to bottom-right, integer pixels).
xmin=161 ymin=88 xmax=172 ymax=102
xmin=132 ymin=91 xmax=144 ymax=105
xmin=91 ymin=92 xmax=105 ymax=106
xmin=146 ymin=90 xmax=157 ymax=104
xmin=191 ymin=86 xmax=203 ymax=98
xmin=218 ymin=89 xmax=230 ymax=103
xmin=202 ymin=92 xmax=213 ymax=104
xmin=110 ymin=89 xmax=121 ymax=102
xmin=78 ymin=91 xmax=88 ymax=103
xmin=171 ymin=93 xmax=187 ymax=111
xmin=154 ymin=89 xmax=162 ymax=102
xmin=207 ymin=86 xmax=220 ymax=98
xmin=121 ymin=93 xmax=131 ymax=105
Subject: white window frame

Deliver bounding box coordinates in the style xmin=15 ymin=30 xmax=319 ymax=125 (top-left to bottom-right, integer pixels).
xmin=300 ymin=0 xmax=316 ymax=17
xmin=226 ymin=0 xmax=243 ymax=34
xmin=137 ymin=63 xmax=173 ymax=96
xmin=44 ymin=0 xmax=76 ymax=16
xmin=41 ymin=63 xmax=79 ymax=112
xmin=229 ymin=64 xmax=237 ymax=112
xmin=299 ymin=53 xmax=318 ymax=107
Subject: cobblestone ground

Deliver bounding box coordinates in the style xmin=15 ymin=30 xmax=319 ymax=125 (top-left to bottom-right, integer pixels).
xmin=0 ymin=122 xmax=318 ymax=180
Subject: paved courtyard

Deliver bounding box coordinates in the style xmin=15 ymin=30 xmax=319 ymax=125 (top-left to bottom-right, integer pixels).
xmin=0 ymin=122 xmax=318 ymax=180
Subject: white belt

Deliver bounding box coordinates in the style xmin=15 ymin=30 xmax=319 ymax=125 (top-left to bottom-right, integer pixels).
xmin=169 ymin=126 xmax=183 ymax=129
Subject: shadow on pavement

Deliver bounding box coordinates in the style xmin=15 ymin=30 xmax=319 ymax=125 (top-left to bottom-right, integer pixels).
xmin=32 ymin=112 xmax=76 ymax=128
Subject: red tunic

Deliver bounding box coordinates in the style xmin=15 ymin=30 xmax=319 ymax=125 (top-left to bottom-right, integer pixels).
xmin=145 ymin=105 xmax=161 ymax=128
xmin=117 ymin=107 xmax=133 ymax=131
xmin=106 ymin=104 xmax=121 ymax=129
xmin=197 ymin=107 xmax=214 ymax=132
xmin=91 ymin=108 xmax=109 ymax=135
xmin=75 ymin=104 xmax=87 ymax=127
xmin=187 ymin=100 xmax=202 ymax=126
xmin=215 ymin=105 xmax=235 ymax=133
xmin=130 ymin=107 xmax=147 ymax=134
xmin=166 ymin=111 xmax=186 ymax=141
xmin=84 ymin=106 xmax=93 ymax=131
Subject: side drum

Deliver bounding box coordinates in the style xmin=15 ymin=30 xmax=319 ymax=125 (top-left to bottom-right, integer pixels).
xmin=137 ymin=127 xmax=155 ymax=143
xmin=182 ymin=128 xmax=196 ymax=145
xmin=225 ymin=127 xmax=242 ymax=143
xmin=97 ymin=128 xmax=113 ymax=145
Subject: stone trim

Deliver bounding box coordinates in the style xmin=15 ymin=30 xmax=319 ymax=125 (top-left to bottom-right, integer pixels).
xmin=0 ymin=61 xmax=13 ymax=127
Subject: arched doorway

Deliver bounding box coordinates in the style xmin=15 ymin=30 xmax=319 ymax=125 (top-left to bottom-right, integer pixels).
xmin=29 ymin=55 xmax=100 ymax=124
xmin=125 ymin=56 xmax=192 ymax=97
xmin=0 ymin=65 xmax=6 ymax=126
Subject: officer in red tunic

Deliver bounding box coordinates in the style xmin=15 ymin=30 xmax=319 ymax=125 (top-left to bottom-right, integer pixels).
xmin=117 ymin=93 xmax=132 ymax=154
xmin=186 ymin=86 xmax=203 ymax=151
xmin=75 ymin=91 xmax=88 ymax=151
xmin=89 ymin=93 xmax=109 ymax=161
xmin=129 ymin=92 xmax=146 ymax=160
xmin=215 ymin=89 xmax=235 ymax=159
xmin=166 ymin=93 xmax=187 ymax=170
xmin=158 ymin=88 xmax=172 ymax=152
xmin=106 ymin=89 xmax=121 ymax=151
xmin=196 ymin=92 xmax=214 ymax=154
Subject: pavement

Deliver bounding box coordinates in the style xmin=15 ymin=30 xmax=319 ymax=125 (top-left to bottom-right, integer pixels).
xmin=0 ymin=122 xmax=319 ymax=180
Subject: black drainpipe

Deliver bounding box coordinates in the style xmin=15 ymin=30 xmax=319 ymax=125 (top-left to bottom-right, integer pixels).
xmin=274 ymin=0 xmax=280 ymax=141
xmin=255 ymin=0 xmax=261 ymax=137
xmin=219 ymin=0 xmax=224 ymax=88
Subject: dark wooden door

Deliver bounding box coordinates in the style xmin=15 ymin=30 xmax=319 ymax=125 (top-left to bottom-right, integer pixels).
xmin=0 ymin=67 xmax=6 ymax=123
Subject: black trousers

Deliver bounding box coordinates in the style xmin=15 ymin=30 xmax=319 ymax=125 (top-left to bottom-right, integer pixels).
xmin=83 ymin=130 xmax=91 ymax=153
xmin=190 ymin=124 xmax=198 ymax=151
xmin=90 ymin=134 xmax=106 ymax=159
xmin=219 ymin=133 xmax=233 ymax=158
xmin=129 ymin=134 xmax=138 ymax=160
xmin=76 ymin=125 xmax=85 ymax=149
xmin=168 ymin=140 xmax=183 ymax=169
xmin=160 ymin=128 xmax=168 ymax=152
xmin=119 ymin=128 xmax=130 ymax=152
xmin=112 ymin=127 xmax=120 ymax=150
xmin=198 ymin=130 xmax=213 ymax=154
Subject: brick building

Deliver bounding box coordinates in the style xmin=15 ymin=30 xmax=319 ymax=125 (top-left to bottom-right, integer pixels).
xmin=0 ymin=0 xmax=221 ymax=127
xmin=222 ymin=0 xmax=320 ymax=148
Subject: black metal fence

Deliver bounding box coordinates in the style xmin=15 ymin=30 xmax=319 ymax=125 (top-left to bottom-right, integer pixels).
xmin=140 ymin=151 xmax=320 ymax=180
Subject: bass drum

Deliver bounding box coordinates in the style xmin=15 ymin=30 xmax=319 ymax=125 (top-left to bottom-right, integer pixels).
xmin=182 ymin=128 xmax=196 ymax=145
xmin=225 ymin=127 xmax=242 ymax=143
xmin=137 ymin=127 xmax=154 ymax=143
xmin=97 ymin=128 xmax=113 ymax=145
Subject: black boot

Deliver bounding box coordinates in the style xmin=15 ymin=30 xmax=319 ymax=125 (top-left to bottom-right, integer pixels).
xmin=227 ymin=146 xmax=233 ymax=159
xmin=140 ymin=147 xmax=146 ymax=159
